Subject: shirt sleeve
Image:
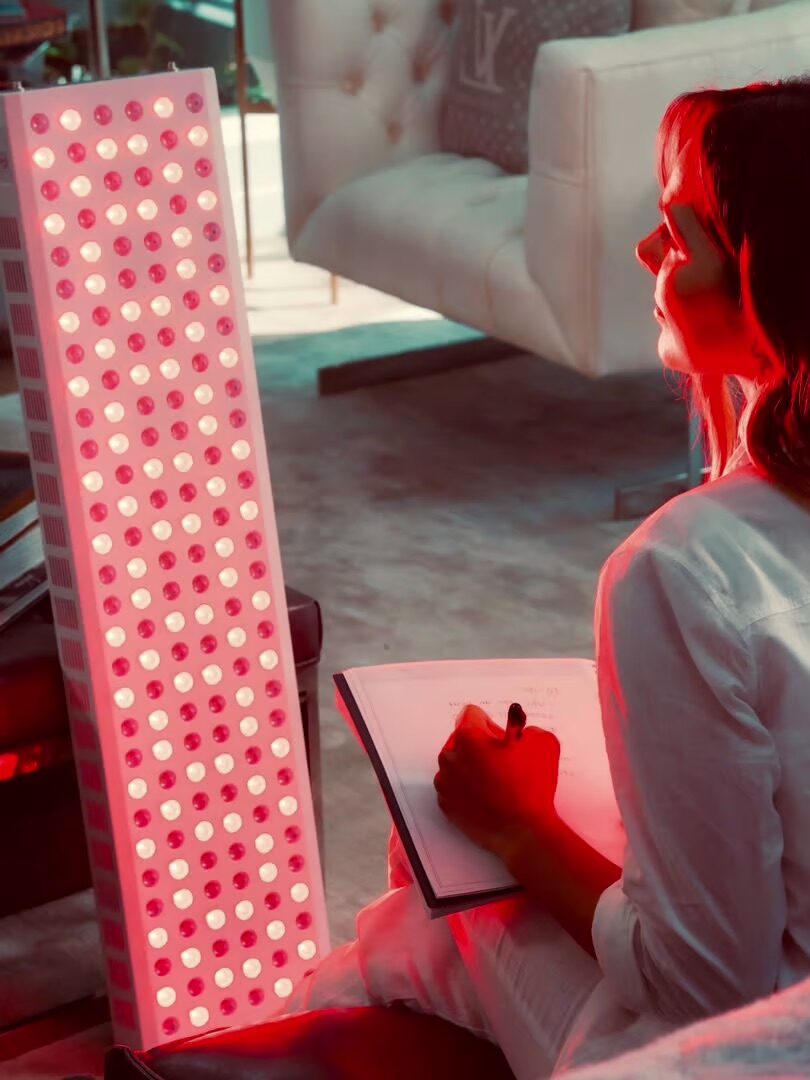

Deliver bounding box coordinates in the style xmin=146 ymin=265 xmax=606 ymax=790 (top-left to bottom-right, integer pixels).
xmin=590 ymin=537 xmax=785 ymax=1025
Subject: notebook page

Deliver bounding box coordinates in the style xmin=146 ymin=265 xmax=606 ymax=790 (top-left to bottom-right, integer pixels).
xmin=345 ymin=658 xmax=625 ymax=900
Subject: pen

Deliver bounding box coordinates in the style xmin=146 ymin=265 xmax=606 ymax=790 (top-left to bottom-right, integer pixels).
xmin=506 ymin=702 xmax=527 ymax=741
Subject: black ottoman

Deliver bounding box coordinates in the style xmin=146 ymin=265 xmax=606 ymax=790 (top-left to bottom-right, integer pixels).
xmin=104 ymin=1005 xmax=516 ymax=1080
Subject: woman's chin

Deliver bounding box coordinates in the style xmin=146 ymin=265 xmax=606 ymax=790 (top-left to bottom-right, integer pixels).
xmin=656 ymin=335 xmax=691 ymax=374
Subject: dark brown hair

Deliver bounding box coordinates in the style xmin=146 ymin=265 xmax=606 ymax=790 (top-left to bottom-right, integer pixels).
xmin=657 ymin=77 xmax=810 ymax=492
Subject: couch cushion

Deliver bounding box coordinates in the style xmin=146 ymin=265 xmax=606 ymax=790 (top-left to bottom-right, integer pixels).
xmin=293 ymin=152 xmax=571 ymax=366
xmin=439 ymin=0 xmax=631 ymax=175
xmin=632 ymin=0 xmax=751 ymax=28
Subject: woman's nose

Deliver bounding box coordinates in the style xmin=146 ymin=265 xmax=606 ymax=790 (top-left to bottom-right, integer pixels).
xmin=636 ymin=232 xmax=661 ymax=275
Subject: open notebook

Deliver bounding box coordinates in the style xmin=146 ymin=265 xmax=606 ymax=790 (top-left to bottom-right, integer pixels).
xmin=335 ymin=658 xmax=626 ymax=918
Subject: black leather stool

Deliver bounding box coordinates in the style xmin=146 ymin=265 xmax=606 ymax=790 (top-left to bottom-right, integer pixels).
xmin=104 ymin=1005 xmax=517 ymax=1079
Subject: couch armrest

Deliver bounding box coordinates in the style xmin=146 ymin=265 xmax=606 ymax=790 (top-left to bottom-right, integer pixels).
xmin=525 ymin=1 xmax=810 ymax=377
xmin=268 ymin=0 xmax=459 ymax=250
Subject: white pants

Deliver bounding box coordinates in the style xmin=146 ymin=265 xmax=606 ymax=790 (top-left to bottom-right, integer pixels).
xmin=280 ymin=827 xmax=608 ymax=1079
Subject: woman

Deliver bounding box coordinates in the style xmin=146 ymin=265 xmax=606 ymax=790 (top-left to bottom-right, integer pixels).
xmin=283 ymin=76 xmax=810 ymax=1077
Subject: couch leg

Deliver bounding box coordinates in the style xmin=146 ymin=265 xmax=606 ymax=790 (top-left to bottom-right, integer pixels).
xmin=330 ymin=273 xmax=340 ymax=305
xmin=613 ymin=410 xmax=707 ymax=520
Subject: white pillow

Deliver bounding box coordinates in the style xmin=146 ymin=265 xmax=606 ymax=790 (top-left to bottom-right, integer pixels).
xmin=632 ymin=0 xmax=751 ymax=28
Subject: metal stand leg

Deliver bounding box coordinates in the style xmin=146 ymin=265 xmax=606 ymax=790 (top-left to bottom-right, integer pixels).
xmin=613 ymin=408 xmax=708 ymax=520
xmin=235 ymin=0 xmax=253 ymax=279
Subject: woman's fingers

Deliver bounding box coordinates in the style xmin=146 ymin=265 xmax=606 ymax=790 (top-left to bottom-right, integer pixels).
xmin=455 ymin=704 xmax=505 ymax=741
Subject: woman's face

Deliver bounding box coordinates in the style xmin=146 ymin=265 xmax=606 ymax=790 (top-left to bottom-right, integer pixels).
xmin=636 ymin=141 xmax=762 ymax=384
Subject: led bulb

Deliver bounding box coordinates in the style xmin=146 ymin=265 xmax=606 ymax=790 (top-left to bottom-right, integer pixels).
xmin=190 ymin=1007 xmax=209 ymax=1028
xmin=209 ymin=285 xmax=229 ymax=306
xmin=80 ymin=242 xmax=102 ymax=262
xmin=81 ymin=471 xmax=103 ymax=492
xmin=106 ymin=204 xmax=127 ymax=225
xmin=121 ymin=301 xmax=141 ymax=321
xmin=117 ymin=495 xmax=138 ymax=516
xmin=156 ymin=987 xmax=176 ymax=1008
xmin=143 ymin=458 xmax=163 ymax=479
xmin=96 ymin=138 xmax=118 ymax=160
xmin=44 ymin=214 xmax=65 ymax=235
xmin=163 ymin=162 xmax=183 ymax=183
xmin=197 ymin=190 xmax=217 ymax=211
xmin=70 ymin=175 xmax=92 ymax=197
xmin=59 ymin=312 xmax=80 ymax=333
xmin=127 ymin=133 xmax=149 ymax=155
xmin=219 ymin=347 xmax=238 ymax=368
xmin=199 ymin=416 xmax=217 ymax=436
xmin=94 ymin=338 xmax=115 ymax=359
xmin=110 ymin=434 xmax=131 ymax=455
xmin=67 ymin=375 xmax=89 ymax=396
xmin=96 ymin=543 xmax=119 ymax=581
xmin=184 ymin=322 xmax=204 ymax=342
xmin=137 ymin=199 xmax=158 ymax=221
xmin=172 ymin=227 xmax=192 ymax=248
xmin=188 ymin=125 xmax=208 ymax=147
xmin=85 ymin=274 xmax=106 ymax=295
xmin=128 ymin=778 xmax=147 ymax=799
xmin=150 ymin=296 xmax=171 ymax=316
xmin=33 ymin=147 xmax=55 ymax=169
xmin=160 ymin=359 xmax=180 ymax=379
xmin=176 ymin=259 xmax=196 ymax=279
xmin=153 ymin=96 xmax=174 ymax=118
xmin=149 ymin=710 xmax=169 ymax=731
xmin=130 ymin=364 xmax=150 ymax=385
xmin=60 ymin=108 xmax=82 ymax=131
xmin=104 ymin=402 xmax=125 ymax=423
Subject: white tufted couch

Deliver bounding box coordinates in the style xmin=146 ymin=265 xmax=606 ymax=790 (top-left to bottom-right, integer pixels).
xmin=262 ymin=0 xmax=810 ymax=382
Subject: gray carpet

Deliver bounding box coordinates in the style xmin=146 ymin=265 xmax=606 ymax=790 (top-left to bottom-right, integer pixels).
xmin=254 ymin=338 xmax=689 ymax=946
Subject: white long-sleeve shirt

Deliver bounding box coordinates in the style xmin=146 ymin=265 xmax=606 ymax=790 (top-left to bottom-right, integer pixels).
xmin=558 ymin=448 xmax=810 ymax=1072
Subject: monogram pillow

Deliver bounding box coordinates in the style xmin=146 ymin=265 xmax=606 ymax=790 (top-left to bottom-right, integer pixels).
xmin=440 ymin=0 xmax=632 ymax=176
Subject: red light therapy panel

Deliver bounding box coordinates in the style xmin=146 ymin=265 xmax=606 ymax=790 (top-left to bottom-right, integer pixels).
xmin=0 ymin=70 xmax=328 ymax=1048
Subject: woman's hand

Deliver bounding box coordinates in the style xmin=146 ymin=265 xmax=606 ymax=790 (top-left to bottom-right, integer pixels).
xmin=433 ymin=704 xmax=561 ymax=864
